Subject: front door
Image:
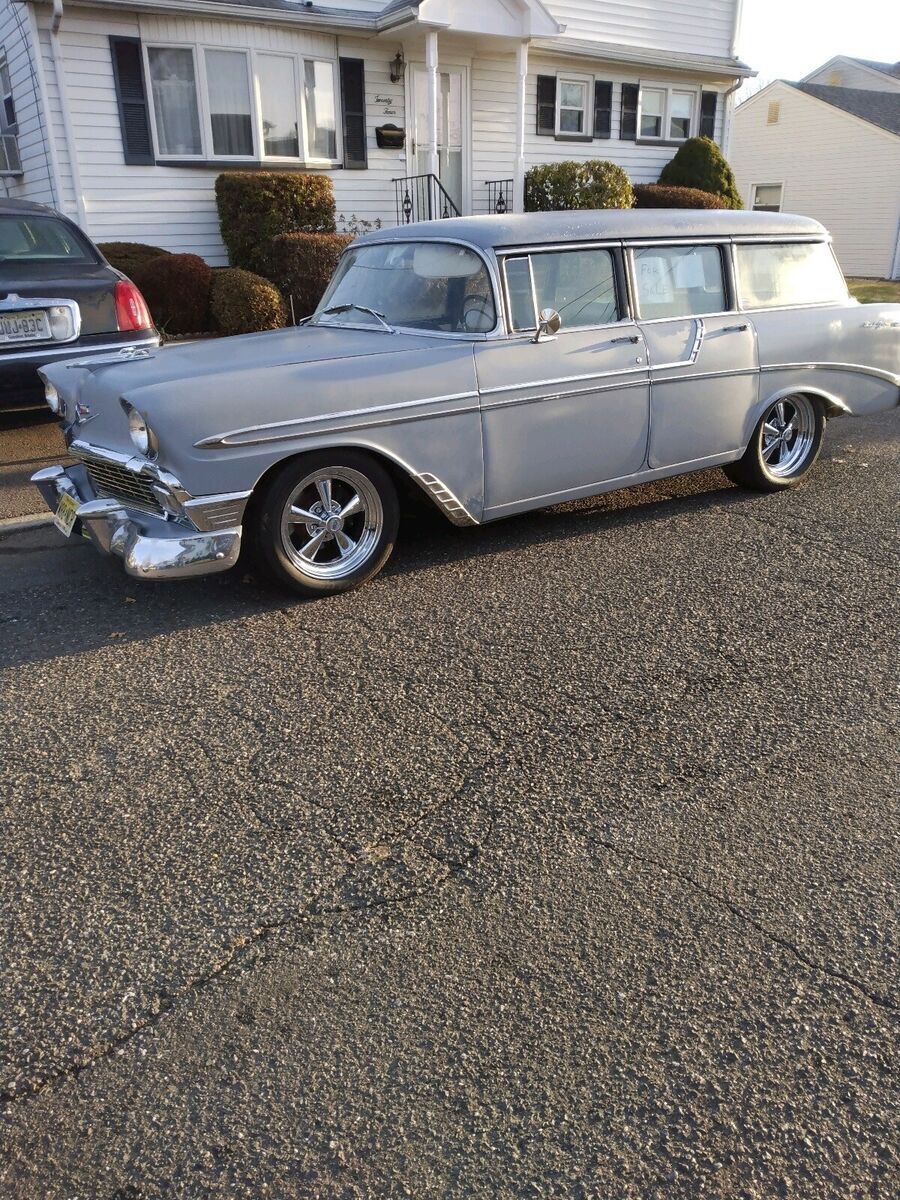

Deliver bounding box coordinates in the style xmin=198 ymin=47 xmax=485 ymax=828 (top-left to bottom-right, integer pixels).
xmin=476 ymin=246 xmax=651 ymax=517
xmin=630 ymin=243 xmax=759 ymax=468
xmin=411 ymin=66 xmax=466 ymax=215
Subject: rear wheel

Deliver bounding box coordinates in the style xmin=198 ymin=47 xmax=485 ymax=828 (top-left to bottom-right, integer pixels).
xmin=724 ymin=394 xmax=824 ymax=491
xmin=250 ymin=450 xmax=399 ymax=595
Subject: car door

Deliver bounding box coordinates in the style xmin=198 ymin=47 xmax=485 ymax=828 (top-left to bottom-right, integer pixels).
xmin=630 ymin=242 xmax=759 ymax=469
xmin=475 ymin=245 xmax=650 ymax=517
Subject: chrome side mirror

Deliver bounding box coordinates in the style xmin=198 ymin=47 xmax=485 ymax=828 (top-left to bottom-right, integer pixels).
xmin=533 ymin=308 xmax=561 ymax=344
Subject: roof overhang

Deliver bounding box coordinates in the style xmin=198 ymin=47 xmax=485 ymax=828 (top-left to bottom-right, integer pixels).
xmin=532 ymin=35 xmax=755 ymax=81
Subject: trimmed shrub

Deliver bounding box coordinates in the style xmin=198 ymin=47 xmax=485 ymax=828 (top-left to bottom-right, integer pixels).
xmin=98 ymin=241 xmax=171 ymax=279
xmin=210 ymin=267 xmax=287 ymax=336
xmin=215 ymin=171 xmax=336 ymax=270
xmin=633 ymin=184 xmax=728 ymax=210
xmin=525 ymin=160 xmax=634 ymax=212
xmin=254 ymin=231 xmax=353 ymax=317
xmin=131 ymin=253 xmax=212 ymax=335
xmin=658 ymin=137 xmax=742 ymax=209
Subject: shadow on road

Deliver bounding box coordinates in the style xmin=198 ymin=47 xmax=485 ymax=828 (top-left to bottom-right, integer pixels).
xmin=0 ymin=467 xmax=751 ymax=672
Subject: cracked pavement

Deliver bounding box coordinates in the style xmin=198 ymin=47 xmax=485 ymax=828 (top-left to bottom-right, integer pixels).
xmin=0 ymin=409 xmax=897 ymax=1198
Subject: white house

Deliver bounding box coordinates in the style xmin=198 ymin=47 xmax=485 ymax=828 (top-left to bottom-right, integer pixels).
xmin=731 ymin=57 xmax=900 ymax=279
xmin=0 ymin=0 xmax=751 ymax=263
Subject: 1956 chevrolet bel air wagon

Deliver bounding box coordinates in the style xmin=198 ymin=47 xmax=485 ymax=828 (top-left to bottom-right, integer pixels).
xmin=32 ymin=210 xmax=899 ymax=596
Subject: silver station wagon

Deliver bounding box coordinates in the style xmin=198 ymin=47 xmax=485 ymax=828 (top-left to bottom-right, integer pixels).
xmin=33 ymin=210 xmax=899 ymax=596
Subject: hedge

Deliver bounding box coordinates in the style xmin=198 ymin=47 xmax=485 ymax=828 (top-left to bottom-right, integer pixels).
xmin=98 ymin=241 xmax=171 ymax=279
xmin=658 ymin=137 xmax=742 ymax=209
xmin=254 ymin=232 xmax=353 ymax=318
xmin=525 ymin=160 xmax=634 ymax=212
xmin=131 ymin=253 xmax=212 ymax=336
xmin=210 ymin=268 xmax=287 ymax=337
xmin=633 ymin=184 xmax=728 ymax=210
xmin=215 ymin=172 xmax=336 ymax=271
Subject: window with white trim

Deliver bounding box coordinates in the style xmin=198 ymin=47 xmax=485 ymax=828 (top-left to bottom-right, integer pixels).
xmin=638 ymin=84 xmax=697 ymax=142
xmin=0 ymin=51 xmax=16 ymax=131
xmin=556 ymin=74 xmax=590 ymax=137
xmin=144 ymin=43 xmax=339 ymax=164
xmin=751 ymin=183 xmax=783 ymax=212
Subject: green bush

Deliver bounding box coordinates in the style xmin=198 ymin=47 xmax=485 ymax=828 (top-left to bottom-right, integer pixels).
xmin=254 ymin=232 xmax=353 ymax=318
xmin=209 ymin=267 xmax=287 ymax=336
xmin=131 ymin=253 xmax=212 ymax=335
xmin=215 ymin=172 xmax=336 ymax=270
xmin=525 ymin=160 xmax=634 ymax=212
xmin=658 ymin=138 xmax=742 ymax=209
xmin=98 ymin=241 xmax=171 ymax=279
xmin=633 ymin=184 xmax=728 ymax=210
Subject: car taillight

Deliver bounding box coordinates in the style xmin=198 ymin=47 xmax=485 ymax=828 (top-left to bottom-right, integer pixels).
xmin=115 ymin=280 xmax=153 ymax=332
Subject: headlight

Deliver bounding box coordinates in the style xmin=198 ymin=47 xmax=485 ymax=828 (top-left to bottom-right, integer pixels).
xmin=127 ymin=406 xmax=157 ymax=458
xmin=44 ymin=382 xmax=61 ymax=414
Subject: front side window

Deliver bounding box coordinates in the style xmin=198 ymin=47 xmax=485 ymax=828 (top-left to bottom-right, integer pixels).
xmin=640 ymin=88 xmax=664 ymax=138
xmin=503 ymin=249 xmax=619 ymax=331
xmin=633 ymin=245 xmax=726 ymax=318
xmin=148 ymin=46 xmax=202 ymax=157
xmin=304 ymin=60 xmax=337 ymax=160
xmin=557 ymin=78 xmax=588 ymax=135
xmin=205 ymin=49 xmax=253 ymax=157
xmin=315 ymin=242 xmax=496 ymax=334
xmin=735 ymin=242 xmax=847 ymax=309
xmin=258 ymin=54 xmax=300 ymax=157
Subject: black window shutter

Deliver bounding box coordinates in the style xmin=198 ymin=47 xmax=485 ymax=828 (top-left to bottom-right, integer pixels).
xmin=536 ymin=75 xmax=556 ymax=136
xmin=699 ymin=91 xmax=718 ymax=139
xmin=593 ymin=81 xmax=612 ymax=138
xmin=109 ymin=36 xmax=153 ymax=165
xmin=620 ymin=82 xmax=639 ymax=140
xmin=339 ymin=57 xmax=367 ymax=170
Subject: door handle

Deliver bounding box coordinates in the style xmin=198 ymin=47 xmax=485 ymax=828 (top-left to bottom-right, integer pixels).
xmin=611 ymin=334 xmax=640 ymax=345
xmin=723 ymin=323 xmax=749 ymax=332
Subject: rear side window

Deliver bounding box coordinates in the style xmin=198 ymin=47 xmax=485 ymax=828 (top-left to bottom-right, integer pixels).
xmin=633 ymin=244 xmax=726 ymax=319
xmin=0 ymin=215 xmax=95 ymax=263
xmin=503 ymin=247 xmax=620 ymax=331
xmin=735 ymin=242 xmax=847 ymax=308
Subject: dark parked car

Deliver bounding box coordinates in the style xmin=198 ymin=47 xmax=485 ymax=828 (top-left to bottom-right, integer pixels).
xmin=0 ymin=198 xmax=158 ymax=412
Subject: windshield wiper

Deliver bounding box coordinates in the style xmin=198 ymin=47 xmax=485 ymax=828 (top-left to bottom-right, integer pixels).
xmin=319 ymin=303 xmax=395 ymax=333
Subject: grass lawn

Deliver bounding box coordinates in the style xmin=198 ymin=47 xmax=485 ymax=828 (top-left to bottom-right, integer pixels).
xmin=846 ymin=278 xmax=900 ymax=303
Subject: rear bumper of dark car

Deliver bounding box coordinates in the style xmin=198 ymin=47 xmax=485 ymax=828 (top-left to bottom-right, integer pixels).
xmin=0 ymin=330 xmax=159 ymax=411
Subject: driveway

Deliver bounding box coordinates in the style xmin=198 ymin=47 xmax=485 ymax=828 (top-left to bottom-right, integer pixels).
xmin=0 ymin=410 xmax=897 ymax=1199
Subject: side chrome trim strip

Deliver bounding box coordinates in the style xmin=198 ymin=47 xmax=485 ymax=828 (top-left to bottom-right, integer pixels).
xmin=482 ymin=377 xmax=648 ymax=412
xmin=761 ymin=361 xmax=900 ymax=386
xmin=195 ymin=391 xmax=480 ymax=449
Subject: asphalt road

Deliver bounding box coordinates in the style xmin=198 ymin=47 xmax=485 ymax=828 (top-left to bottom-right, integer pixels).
xmin=0 ymin=409 xmax=70 ymax=521
xmin=1 ymin=410 xmax=898 ymax=1199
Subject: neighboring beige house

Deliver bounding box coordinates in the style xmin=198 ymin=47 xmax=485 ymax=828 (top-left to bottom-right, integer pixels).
xmin=0 ymin=0 xmax=751 ymax=263
xmin=731 ymin=57 xmax=900 ymax=279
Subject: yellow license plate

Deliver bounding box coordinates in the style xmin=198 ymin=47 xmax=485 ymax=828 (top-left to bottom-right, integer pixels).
xmin=53 ymin=492 xmax=79 ymax=538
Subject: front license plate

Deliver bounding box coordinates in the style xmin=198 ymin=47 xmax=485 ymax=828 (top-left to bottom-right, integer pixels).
xmin=0 ymin=309 xmax=51 ymax=343
xmin=53 ymin=492 xmax=79 ymax=537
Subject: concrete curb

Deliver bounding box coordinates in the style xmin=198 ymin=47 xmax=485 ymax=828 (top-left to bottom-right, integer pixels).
xmin=0 ymin=512 xmax=54 ymax=532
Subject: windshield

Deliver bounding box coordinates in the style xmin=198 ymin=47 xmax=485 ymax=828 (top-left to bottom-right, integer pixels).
xmin=0 ymin=214 xmax=96 ymax=265
xmin=314 ymin=241 xmax=497 ymax=334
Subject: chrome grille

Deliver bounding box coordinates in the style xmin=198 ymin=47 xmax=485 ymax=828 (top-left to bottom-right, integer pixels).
xmin=74 ymin=453 xmax=164 ymax=515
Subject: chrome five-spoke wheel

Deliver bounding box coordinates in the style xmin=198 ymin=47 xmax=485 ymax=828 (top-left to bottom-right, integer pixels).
xmin=252 ymin=450 xmax=399 ymax=595
xmin=724 ymin=392 xmax=825 ymax=492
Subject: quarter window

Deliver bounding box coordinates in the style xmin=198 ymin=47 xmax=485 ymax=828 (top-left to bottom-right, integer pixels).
xmin=504 ymin=248 xmax=620 ymax=331
xmin=735 ymin=242 xmax=847 ymax=308
xmin=633 ymin=245 xmax=726 ymax=318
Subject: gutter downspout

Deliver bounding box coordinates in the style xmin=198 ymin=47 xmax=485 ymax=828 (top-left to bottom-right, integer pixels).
xmin=48 ymin=0 xmax=88 ymax=230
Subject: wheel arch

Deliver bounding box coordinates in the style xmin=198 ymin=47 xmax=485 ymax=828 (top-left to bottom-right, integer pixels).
xmin=760 ymin=383 xmax=850 ymax=419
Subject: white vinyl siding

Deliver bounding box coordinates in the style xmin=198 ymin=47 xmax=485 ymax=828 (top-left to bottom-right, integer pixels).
xmin=732 ymin=82 xmax=900 ymax=278
xmin=543 ymin=1 xmax=737 ymax=60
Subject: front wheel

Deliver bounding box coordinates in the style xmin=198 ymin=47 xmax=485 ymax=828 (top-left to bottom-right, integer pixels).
xmin=250 ymin=450 xmax=399 ymax=596
xmin=724 ymin=394 xmax=825 ymax=492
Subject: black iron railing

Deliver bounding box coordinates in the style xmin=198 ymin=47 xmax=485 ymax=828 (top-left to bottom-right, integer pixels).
xmin=392 ymin=174 xmax=461 ymax=224
xmin=486 ymin=179 xmax=514 ymax=215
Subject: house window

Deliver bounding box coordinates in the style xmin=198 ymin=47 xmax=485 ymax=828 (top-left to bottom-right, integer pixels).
xmin=205 ymin=49 xmax=253 ymax=157
xmin=751 ymin=183 xmax=783 ymax=212
xmin=0 ymin=52 xmax=16 ymax=130
xmin=638 ymin=85 xmax=696 ymax=141
xmin=147 ymin=46 xmax=202 ymax=157
xmin=144 ymin=43 xmax=339 ymax=163
xmin=556 ymin=76 xmax=589 ymax=136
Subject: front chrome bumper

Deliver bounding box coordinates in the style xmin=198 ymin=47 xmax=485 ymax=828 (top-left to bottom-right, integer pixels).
xmin=31 ymin=462 xmax=242 ymax=581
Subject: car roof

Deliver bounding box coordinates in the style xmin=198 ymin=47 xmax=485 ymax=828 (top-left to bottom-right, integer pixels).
xmin=0 ymin=197 xmax=63 ymax=217
xmin=354 ymin=209 xmax=827 ymax=251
